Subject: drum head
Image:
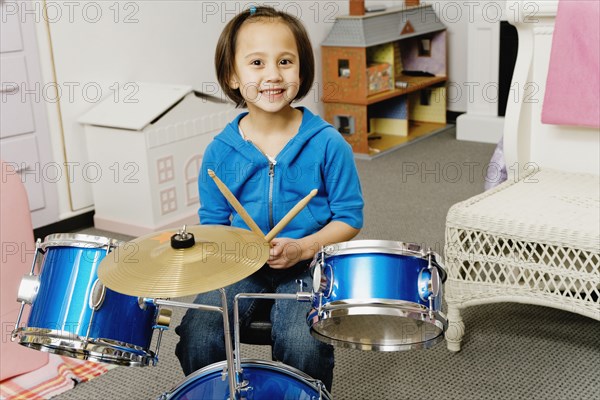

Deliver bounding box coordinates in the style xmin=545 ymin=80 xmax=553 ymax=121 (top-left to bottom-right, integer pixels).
xmin=308 ymin=301 xmax=447 ymax=351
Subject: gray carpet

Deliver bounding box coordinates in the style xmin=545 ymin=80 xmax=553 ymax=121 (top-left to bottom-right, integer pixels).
xmin=52 ymin=128 xmax=600 ymax=400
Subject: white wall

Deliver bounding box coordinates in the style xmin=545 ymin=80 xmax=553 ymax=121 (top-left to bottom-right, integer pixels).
xmin=35 ymin=0 xmax=350 ymax=213
xmin=31 ymin=0 xmax=476 ymax=219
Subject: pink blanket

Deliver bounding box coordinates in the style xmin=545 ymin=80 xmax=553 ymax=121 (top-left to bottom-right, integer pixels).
xmin=542 ymin=0 xmax=600 ymax=128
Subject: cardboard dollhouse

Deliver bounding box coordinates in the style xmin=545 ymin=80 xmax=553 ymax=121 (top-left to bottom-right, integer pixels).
xmin=79 ymin=83 xmax=236 ymax=236
xmin=322 ymin=3 xmax=448 ymax=157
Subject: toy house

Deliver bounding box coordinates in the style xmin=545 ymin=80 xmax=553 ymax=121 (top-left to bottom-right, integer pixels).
xmin=79 ymin=83 xmax=236 ymax=236
xmin=322 ymin=2 xmax=448 ymax=157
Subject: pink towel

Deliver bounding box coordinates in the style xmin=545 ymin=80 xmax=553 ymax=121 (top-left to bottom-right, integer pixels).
xmin=542 ymin=0 xmax=600 ymax=128
xmin=1 ymin=355 xmax=114 ymax=399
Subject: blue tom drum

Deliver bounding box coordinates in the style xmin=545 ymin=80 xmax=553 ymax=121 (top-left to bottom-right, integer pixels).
xmin=16 ymin=233 xmax=160 ymax=366
xmin=307 ymin=240 xmax=447 ymax=351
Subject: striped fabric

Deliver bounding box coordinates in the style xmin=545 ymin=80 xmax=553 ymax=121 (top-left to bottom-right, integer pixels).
xmin=0 ymin=355 xmax=114 ymax=400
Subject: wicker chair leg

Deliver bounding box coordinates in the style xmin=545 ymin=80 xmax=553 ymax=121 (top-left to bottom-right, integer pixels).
xmin=446 ymin=305 xmax=465 ymax=352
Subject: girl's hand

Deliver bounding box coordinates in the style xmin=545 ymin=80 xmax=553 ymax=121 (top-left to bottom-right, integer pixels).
xmin=267 ymin=237 xmax=305 ymax=269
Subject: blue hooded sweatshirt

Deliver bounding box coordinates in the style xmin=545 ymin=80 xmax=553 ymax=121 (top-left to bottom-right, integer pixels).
xmin=198 ymin=107 xmax=364 ymax=239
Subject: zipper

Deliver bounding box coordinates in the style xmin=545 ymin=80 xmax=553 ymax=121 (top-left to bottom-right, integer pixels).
xmin=248 ymin=140 xmax=276 ymax=230
xmin=268 ymin=161 xmax=275 ymax=230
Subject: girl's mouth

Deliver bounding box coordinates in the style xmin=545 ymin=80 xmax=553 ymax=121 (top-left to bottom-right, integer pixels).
xmin=261 ymin=88 xmax=285 ymax=96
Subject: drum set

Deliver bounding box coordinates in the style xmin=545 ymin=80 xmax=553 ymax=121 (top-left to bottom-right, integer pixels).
xmin=10 ymin=172 xmax=448 ymax=399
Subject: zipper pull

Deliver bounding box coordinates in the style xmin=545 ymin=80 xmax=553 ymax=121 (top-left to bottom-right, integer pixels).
xmin=269 ymin=162 xmax=275 ymax=177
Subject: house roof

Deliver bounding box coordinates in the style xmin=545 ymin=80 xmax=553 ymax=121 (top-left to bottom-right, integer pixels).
xmin=322 ymin=5 xmax=446 ymax=47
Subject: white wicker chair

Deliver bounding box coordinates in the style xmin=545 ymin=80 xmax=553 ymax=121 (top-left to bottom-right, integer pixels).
xmin=444 ymin=0 xmax=600 ymax=352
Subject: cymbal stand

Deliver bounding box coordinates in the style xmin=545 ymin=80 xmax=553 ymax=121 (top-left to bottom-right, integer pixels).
xmin=232 ymin=280 xmax=313 ymax=393
xmin=153 ymin=288 xmax=238 ymax=399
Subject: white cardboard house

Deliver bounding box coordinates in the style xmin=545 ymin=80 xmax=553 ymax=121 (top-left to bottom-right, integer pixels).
xmin=79 ymin=83 xmax=236 ymax=236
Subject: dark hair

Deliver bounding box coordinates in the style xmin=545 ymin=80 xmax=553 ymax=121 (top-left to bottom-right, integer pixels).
xmin=214 ymin=6 xmax=315 ymax=108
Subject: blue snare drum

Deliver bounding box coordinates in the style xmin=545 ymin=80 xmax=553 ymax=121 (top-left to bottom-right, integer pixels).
xmin=307 ymin=240 xmax=447 ymax=351
xmin=159 ymin=359 xmax=331 ymax=400
xmin=17 ymin=233 xmax=159 ymax=366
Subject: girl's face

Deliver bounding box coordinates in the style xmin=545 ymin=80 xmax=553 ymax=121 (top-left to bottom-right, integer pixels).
xmin=230 ymin=19 xmax=301 ymax=114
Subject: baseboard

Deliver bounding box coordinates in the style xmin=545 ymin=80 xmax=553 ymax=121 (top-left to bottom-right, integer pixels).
xmin=33 ymin=211 xmax=95 ymax=241
xmin=456 ymin=114 xmax=504 ymax=144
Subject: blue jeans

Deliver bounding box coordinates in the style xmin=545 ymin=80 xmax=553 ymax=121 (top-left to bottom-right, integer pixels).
xmin=175 ymin=261 xmax=334 ymax=391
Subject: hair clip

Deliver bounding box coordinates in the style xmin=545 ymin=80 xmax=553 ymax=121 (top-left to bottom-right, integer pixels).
xmin=249 ymin=6 xmax=257 ymax=15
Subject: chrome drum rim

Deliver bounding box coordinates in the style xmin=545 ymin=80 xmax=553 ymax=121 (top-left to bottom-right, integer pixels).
xmin=320 ymin=239 xmax=441 ymax=260
xmin=41 ymin=233 xmax=123 ymax=250
xmin=308 ymin=300 xmax=448 ymax=352
xmin=17 ymin=327 xmax=157 ymax=367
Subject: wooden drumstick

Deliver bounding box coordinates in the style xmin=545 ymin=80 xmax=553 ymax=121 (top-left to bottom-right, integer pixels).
xmin=265 ymin=189 xmax=318 ymax=242
xmin=207 ymin=169 xmax=265 ymax=238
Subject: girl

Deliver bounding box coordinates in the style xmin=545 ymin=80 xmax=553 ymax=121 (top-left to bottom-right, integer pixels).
xmin=175 ymin=6 xmax=364 ymax=392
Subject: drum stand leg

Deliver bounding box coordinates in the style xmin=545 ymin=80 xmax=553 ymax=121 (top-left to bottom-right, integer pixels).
xmin=155 ymin=286 xmax=314 ymax=399
xmin=219 ymin=288 xmax=239 ymax=399
xmin=153 ymin=289 xmax=239 ymax=399
xmin=232 ymin=285 xmax=313 ymax=388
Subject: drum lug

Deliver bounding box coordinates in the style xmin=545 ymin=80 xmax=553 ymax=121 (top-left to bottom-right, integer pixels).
xmin=14 ymin=273 xmax=40 ymax=341
xmin=312 ymin=249 xmax=332 ymax=298
xmin=313 ymin=262 xmax=333 ymax=298
xmin=427 ymin=249 xmax=447 ymax=283
xmin=89 ymin=279 xmax=106 ymax=310
xmin=420 ymin=250 xmax=442 ymax=300
xmin=17 ymin=274 xmax=40 ymax=304
xmin=311 ymin=251 xmax=324 ymax=293
xmin=417 ymin=269 xmax=433 ymax=302
xmin=17 ymin=238 xmax=43 ymax=305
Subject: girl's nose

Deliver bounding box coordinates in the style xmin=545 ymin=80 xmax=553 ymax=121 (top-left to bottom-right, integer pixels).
xmin=264 ymin=64 xmax=282 ymax=82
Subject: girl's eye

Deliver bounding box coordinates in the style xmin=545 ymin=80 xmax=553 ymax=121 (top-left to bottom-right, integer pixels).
xmin=280 ymin=59 xmax=292 ymax=65
xmin=251 ymin=60 xmax=262 ymax=66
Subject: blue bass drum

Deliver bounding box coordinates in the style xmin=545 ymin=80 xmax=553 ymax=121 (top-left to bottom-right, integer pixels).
xmin=159 ymin=359 xmax=332 ymax=400
xmin=17 ymin=233 xmax=159 ymax=366
xmin=307 ymin=240 xmax=447 ymax=351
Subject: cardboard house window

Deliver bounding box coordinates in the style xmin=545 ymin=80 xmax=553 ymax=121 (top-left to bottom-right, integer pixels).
xmin=418 ymin=38 xmax=432 ymax=57
xmin=185 ymin=155 xmax=202 ymax=206
xmin=157 ymin=156 xmax=175 ymax=184
xmin=160 ymin=187 xmax=177 ymax=215
xmin=338 ymin=59 xmax=350 ymax=78
xmin=334 ymin=115 xmax=355 ymax=135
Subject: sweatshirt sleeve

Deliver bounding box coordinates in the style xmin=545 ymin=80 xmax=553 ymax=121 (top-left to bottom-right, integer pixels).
xmin=197 ymin=143 xmax=232 ymax=226
xmin=323 ymin=132 xmax=364 ymax=229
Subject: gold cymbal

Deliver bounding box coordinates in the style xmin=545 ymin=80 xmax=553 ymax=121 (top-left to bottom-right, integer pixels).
xmin=98 ymin=225 xmax=270 ymax=298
